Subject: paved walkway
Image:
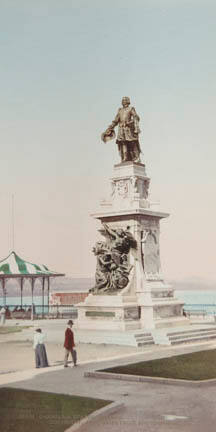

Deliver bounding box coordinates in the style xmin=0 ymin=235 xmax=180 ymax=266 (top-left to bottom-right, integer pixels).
xmin=2 ymin=338 xmax=216 ymax=432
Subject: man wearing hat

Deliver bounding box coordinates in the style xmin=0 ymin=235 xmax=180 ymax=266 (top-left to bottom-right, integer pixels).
xmin=64 ymin=320 xmax=77 ymax=367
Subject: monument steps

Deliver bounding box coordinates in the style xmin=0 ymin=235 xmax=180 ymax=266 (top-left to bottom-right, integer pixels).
xmin=170 ymin=334 xmax=216 ymax=345
xmin=167 ymin=327 xmax=216 ymax=345
xmin=134 ymin=333 xmax=155 ymax=347
xmin=76 ymin=326 xmax=216 ymax=347
xmin=135 ymin=336 xmax=154 ymax=342
xmin=169 ymin=331 xmax=216 ymax=341
xmin=134 ymin=332 xmax=152 ymax=338
xmin=137 ymin=341 xmax=155 ymax=347
xmin=167 ymin=327 xmax=216 ymax=337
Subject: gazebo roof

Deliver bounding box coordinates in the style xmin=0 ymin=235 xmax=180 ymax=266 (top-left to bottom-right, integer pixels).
xmin=0 ymin=251 xmax=64 ymax=277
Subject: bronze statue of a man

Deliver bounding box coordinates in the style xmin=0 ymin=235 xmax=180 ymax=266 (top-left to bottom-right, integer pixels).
xmin=102 ymin=97 xmax=142 ymax=163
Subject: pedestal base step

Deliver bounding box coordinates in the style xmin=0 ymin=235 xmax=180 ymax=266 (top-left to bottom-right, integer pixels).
xmin=154 ymin=316 xmax=189 ymax=329
xmin=75 ymin=329 xmax=155 ymax=347
xmin=74 ymin=325 xmax=216 ymax=347
xmin=134 ymin=333 xmax=155 ymax=347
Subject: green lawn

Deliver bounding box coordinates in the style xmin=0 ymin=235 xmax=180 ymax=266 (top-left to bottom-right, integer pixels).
xmin=0 ymin=326 xmax=31 ymax=334
xmin=0 ymin=388 xmax=111 ymax=432
xmin=100 ymin=349 xmax=216 ymax=381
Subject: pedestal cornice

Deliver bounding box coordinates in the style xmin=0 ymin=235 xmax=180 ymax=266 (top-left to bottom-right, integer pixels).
xmin=92 ymin=208 xmax=169 ymax=220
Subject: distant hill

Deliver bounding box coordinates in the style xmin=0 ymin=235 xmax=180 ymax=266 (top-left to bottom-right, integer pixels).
xmin=169 ymin=278 xmax=216 ymax=291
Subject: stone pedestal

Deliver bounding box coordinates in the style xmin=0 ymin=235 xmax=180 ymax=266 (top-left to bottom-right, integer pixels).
xmin=76 ymin=293 xmax=141 ymax=331
xmin=76 ymin=162 xmax=188 ymax=331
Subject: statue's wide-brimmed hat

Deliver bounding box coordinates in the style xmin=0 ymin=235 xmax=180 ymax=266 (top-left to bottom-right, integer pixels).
xmin=101 ymin=129 xmax=116 ymax=143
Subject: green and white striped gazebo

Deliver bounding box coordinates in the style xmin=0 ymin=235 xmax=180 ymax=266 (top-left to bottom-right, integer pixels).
xmin=0 ymin=251 xmax=64 ymax=317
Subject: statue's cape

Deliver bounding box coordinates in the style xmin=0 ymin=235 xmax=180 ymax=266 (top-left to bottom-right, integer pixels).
xmin=101 ymin=129 xmax=116 ymax=143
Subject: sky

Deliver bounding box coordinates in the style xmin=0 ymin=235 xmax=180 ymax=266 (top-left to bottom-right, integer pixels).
xmin=0 ymin=0 xmax=216 ymax=282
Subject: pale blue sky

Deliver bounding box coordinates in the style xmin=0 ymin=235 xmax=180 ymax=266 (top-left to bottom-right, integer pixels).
xmin=0 ymin=0 xmax=216 ymax=281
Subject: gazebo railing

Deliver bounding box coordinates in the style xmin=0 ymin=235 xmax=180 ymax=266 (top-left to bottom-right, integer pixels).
xmin=1 ymin=304 xmax=78 ymax=320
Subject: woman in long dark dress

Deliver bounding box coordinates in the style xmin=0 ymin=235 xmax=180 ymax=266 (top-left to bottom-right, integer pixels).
xmin=33 ymin=328 xmax=49 ymax=368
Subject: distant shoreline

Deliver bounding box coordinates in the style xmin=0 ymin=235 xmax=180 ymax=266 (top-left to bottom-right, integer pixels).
xmin=1 ymin=287 xmax=216 ymax=299
xmin=0 ymin=276 xmax=215 ymax=298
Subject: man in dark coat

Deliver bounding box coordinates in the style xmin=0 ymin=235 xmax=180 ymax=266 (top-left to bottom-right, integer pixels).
xmin=64 ymin=320 xmax=77 ymax=367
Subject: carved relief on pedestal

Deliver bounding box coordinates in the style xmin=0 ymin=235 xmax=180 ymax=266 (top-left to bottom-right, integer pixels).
xmin=91 ymin=224 xmax=137 ymax=295
xmin=143 ymin=178 xmax=150 ymax=199
xmin=155 ymin=304 xmax=183 ymax=319
xmin=151 ymin=290 xmax=173 ymax=298
xmin=116 ymin=179 xmax=129 ymax=198
xmin=130 ymin=176 xmax=138 ymax=195
xmin=111 ymin=178 xmax=130 ymax=200
xmin=124 ymin=306 xmax=139 ymax=320
xmin=153 ymin=305 xmax=176 ymax=319
xmin=141 ymin=229 xmax=161 ymax=279
xmin=110 ymin=172 xmax=150 ymax=209
xmin=132 ymin=177 xmax=150 ymax=199
xmin=114 ymin=310 xmax=124 ymax=320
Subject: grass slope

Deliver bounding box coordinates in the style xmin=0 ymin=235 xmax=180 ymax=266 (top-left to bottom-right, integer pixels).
xmin=101 ymin=349 xmax=216 ymax=381
xmin=0 ymin=388 xmax=111 ymax=432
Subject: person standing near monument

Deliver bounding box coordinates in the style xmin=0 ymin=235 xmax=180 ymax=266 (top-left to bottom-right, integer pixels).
xmin=102 ymin=96 xmax=142 ymax=163
xmin=0 ymin=306 xmax=6 ymax=326
xmin=64 ymin=320 xmax=77 ymax=367
xmin=33 ymin=328 xmax=49 ymax=368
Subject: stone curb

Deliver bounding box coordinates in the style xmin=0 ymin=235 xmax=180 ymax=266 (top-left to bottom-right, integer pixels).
xmin=64 ymin=401 xmax=124 ymax=432
xmin=84 ymin=371 xmax=216 ymax=387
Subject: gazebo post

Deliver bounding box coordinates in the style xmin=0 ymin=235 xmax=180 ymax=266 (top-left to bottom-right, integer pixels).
xmin=47 ymin=277 xmax=50 ymax=316
xmin=2 ymin=279 xmax=6 ymax=307
xmin=42 ymin=277 xmax=45 ymax=318
xmin=31 ymin=278 xmax=35 ymax=321
xmin=20 ymin=278 xmax=24 ymax=309
xmin=0 ymin=280 xmax=3 ymax=305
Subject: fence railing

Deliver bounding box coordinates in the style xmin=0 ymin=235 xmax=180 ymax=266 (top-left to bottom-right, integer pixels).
xmin=0 ymin=304 xmax=78 ymax=320
xmin=2 ymin=303 xmax=216 ymax=320
xmin=183 ymin=304 xmax=216 ymax=315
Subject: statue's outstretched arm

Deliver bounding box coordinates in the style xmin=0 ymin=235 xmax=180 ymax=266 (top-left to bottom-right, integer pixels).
xmin=107 ymin=110 xmax=120 ymax=130
xmin=101 ymin=110 xmax=120 ymax=143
